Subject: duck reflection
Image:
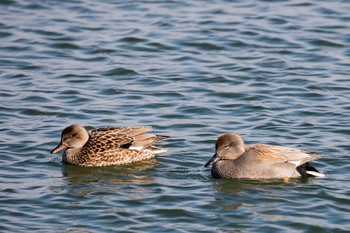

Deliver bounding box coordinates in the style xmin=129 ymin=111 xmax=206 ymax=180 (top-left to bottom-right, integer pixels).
xmin=211 ymin=178 xmax=310 ymax=211
xmin=62 ymin=158 xmax=159 ymax=186
xmin=212 ymin=176 xmax=311 ymax=194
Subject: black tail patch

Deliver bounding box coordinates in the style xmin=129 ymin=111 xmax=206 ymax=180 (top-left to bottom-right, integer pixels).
xmin=296 ymin=162 xmax=321 ymax=177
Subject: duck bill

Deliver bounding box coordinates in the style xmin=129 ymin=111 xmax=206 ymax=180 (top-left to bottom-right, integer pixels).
xmin=204 ymin=153 xmax=220 ymax=167
xmin=51 ymin=142 xmax=67 ymax=154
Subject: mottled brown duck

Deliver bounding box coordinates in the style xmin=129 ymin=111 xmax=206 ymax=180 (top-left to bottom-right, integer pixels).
xmin=51 ymin=124 xmax=169 ymax=167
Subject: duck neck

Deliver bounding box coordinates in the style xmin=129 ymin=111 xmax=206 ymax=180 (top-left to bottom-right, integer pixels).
xmin=62 ymin=148 xmax=86 ymax=165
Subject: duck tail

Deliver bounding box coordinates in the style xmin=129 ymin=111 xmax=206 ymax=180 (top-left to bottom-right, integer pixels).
xmin=297 ymin=162 xmax=325 ymax=178
xmin=306 ymin=171 xmax=325 ymax=177
xmin=144 ymin=146 xmax=169 ymax=154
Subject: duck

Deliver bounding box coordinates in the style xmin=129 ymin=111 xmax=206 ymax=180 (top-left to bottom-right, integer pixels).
xmin=51 ymin=124 xmax=169 ymax=167
xmin=205 ymin=133 xmax=324 ymax=180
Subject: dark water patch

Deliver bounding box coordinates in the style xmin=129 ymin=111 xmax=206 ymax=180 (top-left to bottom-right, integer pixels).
xmin=267 ymin=17 xmax=288 ymax=25
xmin=314 ymin=7 xmax=339 ymax=15
xmin=23 ymin=2 xmax=50 ymax=10
xmin=20 ymin=64 xmax=42 ymax=70
xmin=128 ymin=44 xmax=169 ymax=53
xmin=81 ymin=109 xmax=116 ymax=116
xmin=24 ymin=29 xmax=64 ymax=38
xmin=119 ymin=36 xmax=147 ymax=43
xmin=44 ymin=35 xmax=76 ymax=41
xmin=139 ymin=102 xmax=175 ymax=109
xmin=21 ymin=95 xmax=50 ymax=103
xmin=181 ymin=41 xmax=225 ymax=51
xmin=211 ymin=91 xmax=247 ymax=100
xmin=228 ymin=39 xmax=250 ymax=48
xmin=308 ymin=38 xmax=344 ymax=48
xmin=256 ymin=35 xmax=292 ymax=46
xmin=170 ymin=123 xmax=210 ymax=130
xmin=0 ymin=31 xmax=12 ymax=38
xmin=87 ymin=48 xmax=116 ymax=55
xmin=102 ymin=67 xmax=138 ymax=76
xmin=151 ymin=90 xmax=186 ymax=99
xmin=57 ymin=89 xmax=80 ymax=95
xmin=287 ymin=2 xmax=313 ymax=7
xmin=239 ymin=29 xmax=259 ymax=37
xmin=0 ymin=45 xmax=31 ymax=53
xmin=171 ymin=55 xmax=198 ymax=62
xmin=74 ymin=56 xmax=107 ymax=62
xmin=301 ymin=53 xmax=339 ymax=63
xmin=57 ymin=74 xmax=98 ymax=84
xmin=265 ymin=49 xmax=295 ymax=55
xmin=255 ymin=57 xmax=288 ymax=69
xmin=79 ymin=26 xmax=105 ymax=31
xmin=0 ymin=91 xmax=18 ymax=98
xmin=146 ymin=41 xmax=176 ymax=51
xmin=98 ymin=88 xmax=122 ymax=96
xmin=20 ymin=109 xmax=48 ymax=116
xmin=0 ymin=0 xmax=16 ymax=6
xmin=50 ymin=42 xmax=80 ymax=50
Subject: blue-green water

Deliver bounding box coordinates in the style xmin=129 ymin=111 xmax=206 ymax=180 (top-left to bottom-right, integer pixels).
xmin=1 ymin=0 xmax=350 ymax=232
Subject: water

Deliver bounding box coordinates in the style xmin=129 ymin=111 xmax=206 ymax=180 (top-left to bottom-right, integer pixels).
xmin=1 ymin=0 xmax=350 ymax=232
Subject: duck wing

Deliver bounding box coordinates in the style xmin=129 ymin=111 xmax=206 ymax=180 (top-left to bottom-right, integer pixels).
xmin=85 ymin=126 xmax=168 ymax=153
xmin=245 ymin=144 xmax=323 ymax=167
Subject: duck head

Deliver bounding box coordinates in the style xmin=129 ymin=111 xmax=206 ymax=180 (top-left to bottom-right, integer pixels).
xmin=51 ymin=124 xmax=89 ymax=154
xmin=205 ymin=133 xmax=245 ymax=167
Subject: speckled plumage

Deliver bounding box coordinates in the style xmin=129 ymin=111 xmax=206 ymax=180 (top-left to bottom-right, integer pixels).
xmin=205 ymin=134 xmax=324 ymax=180
xmin=51 ymin=124 xmax=169 ymax=167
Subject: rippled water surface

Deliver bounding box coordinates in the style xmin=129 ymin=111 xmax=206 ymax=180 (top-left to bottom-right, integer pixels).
xmin=1 ymin=0 xmax=350 ymax=232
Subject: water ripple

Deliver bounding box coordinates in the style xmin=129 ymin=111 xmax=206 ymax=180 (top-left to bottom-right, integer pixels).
xmin=1 ymin=0 xmax=350 ymax=232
